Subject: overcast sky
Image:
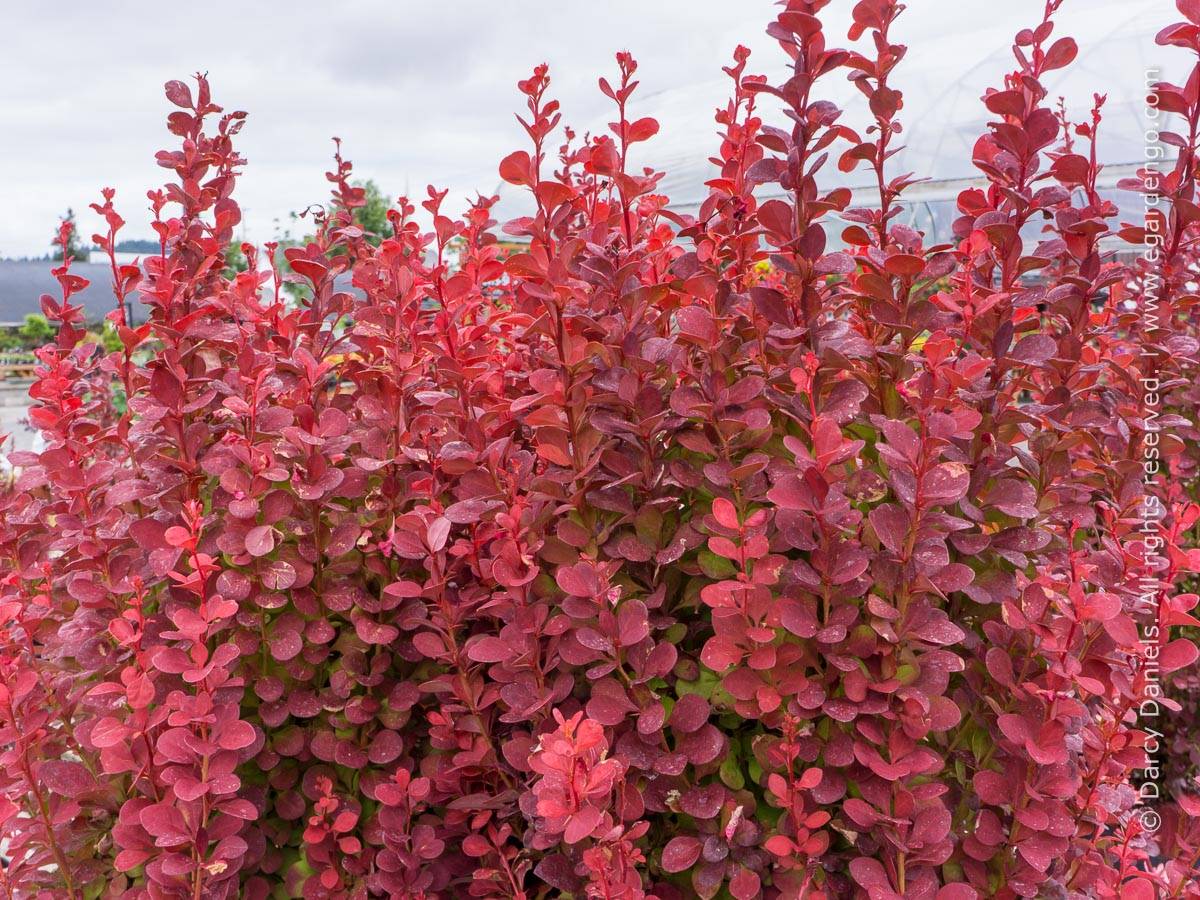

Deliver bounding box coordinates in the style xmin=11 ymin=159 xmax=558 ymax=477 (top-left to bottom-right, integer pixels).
xmin=0 ymin=0 xmax=1178 ymax=259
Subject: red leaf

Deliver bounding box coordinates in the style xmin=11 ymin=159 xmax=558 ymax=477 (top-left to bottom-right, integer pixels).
xmin=287 ymin=257 xmax=328 ymax=285
xmin=1160 ymin=638 xmax=1199 ymax=674
xmin=427 ymin=517 xmax=451 ymax=552
xmin=937 ymin=886 xmax=979 ymax=900
xmin=463 ymin=834 xmax=491 ymax=857
xmin=849 ymin=857 xmax=892 ymax=890
xmin=173 ymin=775 xmax=207 ymax=802
xmin=883 ymin=253 xmax=925 ymax=277
xmin=764 ymin=835 xmax=795 ymax=857
xmin=1078 ymin=592 xmax=1121 ymax=622
xmin=164 ymin=525 xmax=191 ymax=548
xmin=445 ymin=498 xmax=490 ymax=524
xmin=383 ymin=580 xmax=423 ymax=600
xmin=268 ymin=629 xmax=303 ymax=662
xmin=563 ymin=804 xmax=602 ymax=843
xmin=922 ymin=462 xmax=970 ymax=505
xmin=164 ymin=79 xmax=193 ymax=108
xmin=669 ymin=694 xmax=710 ymax=733
xmin=869 ymin=503 xmax=909 ymax=554
xmin=679 ymin=783 xmax=725 ymax=819
xmin=973 ymin=770 xmax=1011 ymax=805
xmin=556 ymin=563 xmax=599 ymax=598
xmin=261 ymin=560 xmax=297 ymax=591
xmin=661 ymin=836 xmax=702 ymax=873
xmin=844 ymin=798 xmax=880 ymax=828
xmin=1010 ymin=333 xmax=1056 ymax=365
xmin=499 ymin=150 xmax=533 ymax=186
xmin=779 ymin=597 xmax=819 ymax=638
xmin=1118 ymin=879 xmax=1158 ymax=900
xmin=39 ymin=760 xmax=95 ymax=798
xmin=220 ymin=798 xmax=259 ymax=821
xmin=700 ymin=635 xmax=742 ymax=671
xmin=616 ymin=600 xmax=650 ymax=646
xmin=712 ymin=497 xmax=740 ymax=530
xmin=1042 ymin=36 xmax=1077 ymax=71
xmin=244 ymin=524 xmax=275 ymax=557
xmin=90 ymin=716 xmax=127 ymax=749
xmin=985 ymin=480 xmax=1038 ymax=518
xmin=115 ymin=849 xmax=152 ymax=872
xmin=626 ymin=116 xmax=659 ymax=143
xmin=676 ymin=306 xmax=717 ymax=345
xmin=729 ymin=866 xmax=760 ymax=900
xmin=218 ymin=720 xmax=256 ymax=751
xmin=467 ymin=636 xmax=514 ymax=663
xmin=353 ymin=616 xmax=400 ymax=645
xmin=1016 ymin=832 xmax=1062 ymax=872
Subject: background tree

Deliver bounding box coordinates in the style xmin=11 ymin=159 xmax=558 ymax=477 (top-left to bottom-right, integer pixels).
xmin=222 ymin=242 xmax=249 ymax=279
xmin=49 ymin=209 xmax=89 ymax=262
xmin=352 ymin=179 xmax=392 ymax=246
xmin=17 ymin=313 xmax=54 ymax=348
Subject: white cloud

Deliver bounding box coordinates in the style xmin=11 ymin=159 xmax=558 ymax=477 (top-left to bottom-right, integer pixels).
xmin=0 ymin=0 xmax=1178 ymax=257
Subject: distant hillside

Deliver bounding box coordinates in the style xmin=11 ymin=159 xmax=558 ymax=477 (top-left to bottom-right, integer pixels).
xmin=113 ymin=239 xmax=160 ymax=253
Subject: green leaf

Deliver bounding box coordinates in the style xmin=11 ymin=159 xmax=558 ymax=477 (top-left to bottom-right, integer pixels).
xmin=748 ymin=757 xmax=763 ymax=785
xmin=663 ymin=623 xmax=688 ymax=644
xmin=720 ymin=753 xmax=745 ymax=790
xmin=971 ymin=727 xmax=991 ymax=761
xmin=676 ymin=668 xmax=720 ymax=700
xmin=698 ymin=550 xmax=737 ymax=579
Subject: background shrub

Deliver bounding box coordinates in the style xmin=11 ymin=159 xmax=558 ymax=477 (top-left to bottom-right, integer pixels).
xmin=1 ymin=0 xmax=1198 ymax=897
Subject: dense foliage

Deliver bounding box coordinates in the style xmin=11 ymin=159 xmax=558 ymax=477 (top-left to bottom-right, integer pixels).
xmin=0 ymin=315 xmax=56 ymax=353
xmin=1 ymin=1 xmax=1198 ymax=897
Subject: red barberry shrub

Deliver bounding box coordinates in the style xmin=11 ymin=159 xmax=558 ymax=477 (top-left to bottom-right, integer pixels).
xmin=1 ymin=1 xmax=1199 ymax=897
